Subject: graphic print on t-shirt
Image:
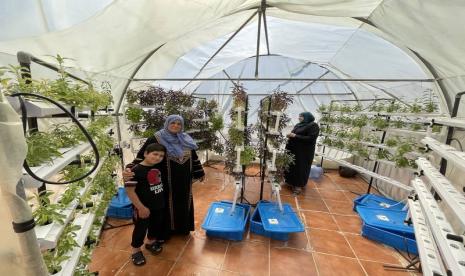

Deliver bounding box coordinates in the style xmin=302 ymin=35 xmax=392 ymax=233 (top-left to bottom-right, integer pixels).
xmin=147 ymin=169 xmax=163 ymax=194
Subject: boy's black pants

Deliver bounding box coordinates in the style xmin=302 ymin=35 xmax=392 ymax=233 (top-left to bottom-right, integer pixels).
xmin=131 ymin=206 xmax=164 ymax=248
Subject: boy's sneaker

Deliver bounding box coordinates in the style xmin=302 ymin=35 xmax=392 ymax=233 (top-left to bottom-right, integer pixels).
xmin=145 ymin=241 xmax=163 ymax=255
xmin=131 ymin=251 xmax=146 ymax=266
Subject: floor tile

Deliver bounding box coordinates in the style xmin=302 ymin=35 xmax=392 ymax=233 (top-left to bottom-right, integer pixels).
xmin=298 ymin=198 xmax=329 ymax=212
xmin=324 ymin=199 xmax=358 ymax=216
xmin=270 ymin=231 xmax=310 ymax=251
xmin=301 ymin=211 xmax=339 ymax=231
xmin=118 ymin=255 xmax=173 ymax=276
xmin=332 ymin=214 xmax=362 ymax=234
xmin=270 ymin=247 xmax=317 ymax=276
xmin=314 ymin=253 xmax=365 ymax=276
xmin=88 ymin=246 xmax=129 ymax=274
xmin=168 ymin=260 xmax=220 ymax=276
xmin=345 ymin=234 xmax=401 ymax=264
xmin=361 ymin=260 xmax=417 ymax=276
xmin=222 ymin=241 xmax=269 ymax=276
xmin=280 ymin=195 xmax=297 ymax=208
xmin=178 ymin=236 xmax=228 ymax=269
xmin=157 ymin=234 xmax=191 ymax=261
xmin=318 ymin=189 xmax=348 ymax=201
xmin=219 ymin=270 xmax=242 ymax=276
xmin=297 ymin=188 xmax=321 ymax=199
xmin=308 ymin=228 xmax=355 ymax=257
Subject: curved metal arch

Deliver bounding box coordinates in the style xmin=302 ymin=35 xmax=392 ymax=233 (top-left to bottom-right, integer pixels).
xmin=352 ymin=17 xmax=449 ymax=115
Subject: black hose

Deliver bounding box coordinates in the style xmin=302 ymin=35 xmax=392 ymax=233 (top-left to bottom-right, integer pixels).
xmin=10 ymin=92 xmax=100 ymax=184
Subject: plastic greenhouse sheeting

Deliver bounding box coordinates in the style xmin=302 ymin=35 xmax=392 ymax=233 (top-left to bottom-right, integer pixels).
xmin=1 ymin=2 xmax=465 ymax=273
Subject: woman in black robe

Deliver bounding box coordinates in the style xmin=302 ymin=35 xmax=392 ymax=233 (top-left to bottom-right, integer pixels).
xmin=284 ymin=112 xmax=319 ymax=195
xmin=123 ymin=115 xmax=204 ymax=238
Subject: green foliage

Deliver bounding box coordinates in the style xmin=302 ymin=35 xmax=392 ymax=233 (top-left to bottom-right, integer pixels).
xmin=410 ymin=123 xmax=423 ymax=131
xmin=391 ymin=120 xmax=405 ymax=129
xmin=317 ymin=104 xmax=327 ymax=113
xmin=409 ymin=101 xmax=423 ymax=113
xmin=352 ymin=115 xmax=368 ymax=128
xmin=385 ymin=138 xmax=398 ymax=147
xmin=275 ymin=151 xmax=295 ymax=177
xmin=31 ymin=191 xmax=66 ymax=225
xmin=240 ymin=146 xmax=256 ymax=165
xmin=432 ymin=125 xmax=442 ymax=133
xmin=372 ymin=117 xmax=389 ymax=130
xmin=209 ymin=114 xmax=224 ymax=132
xmin=228 ymin=128 xmax=244 ymax=146
xmin=125 ymin=106 xmax=144 ymax=123
xmin=51 ymin=125 xmax=81 ymax=148
xmin=26 ymin=132 xmax=62 ymax=166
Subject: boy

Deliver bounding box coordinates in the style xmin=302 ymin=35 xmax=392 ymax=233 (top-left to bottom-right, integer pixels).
xmin=124 ymin=143 xmax=166 ymax=266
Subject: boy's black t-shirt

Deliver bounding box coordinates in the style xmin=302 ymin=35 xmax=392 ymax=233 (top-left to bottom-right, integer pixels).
xmin=124 ymin=164 xmax=165 ymax=210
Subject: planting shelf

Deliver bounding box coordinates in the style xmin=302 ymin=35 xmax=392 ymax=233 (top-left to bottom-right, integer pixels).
xmin=186 ymin=129 xmax=202 ymax=134
xmin=52 ymin=212 xmax=96 ymax=276
xmin=23 ymin=142 xmax=92 ymax=189
xmin=407 ymin=198 xmax=446 ymax=276
xmin=431 ymin=117 xmax=465 ymax=129
xmin=316 ymin=150 xmax=413 ymax=192
xmin=416 ymin=157 xmax=465 ymax=228
xmin=35 ymin=157 xmax=107 ymax=250
xmin=192 ymin=117 xmax=210 ymax=123
xmin=329 ymin=110 xmax=443 ymax=118
xmin=421 ymin=137 xmax=465 ymax=172
xmin=318 ymin=142 xmax=417 ymax=171
xmin=7 ymin=96 xmax=89 ymax=117
xmin=35 ymin=207 xmax=75 ymax=250
xmin=411 ymin=178 xmax=465 ymax=276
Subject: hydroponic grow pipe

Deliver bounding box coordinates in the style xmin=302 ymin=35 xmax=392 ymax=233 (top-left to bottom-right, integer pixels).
xmin=17 ymin=51 xmax=90 ymax=85
xmin=439 ymin=90 xmax=465 ymax=175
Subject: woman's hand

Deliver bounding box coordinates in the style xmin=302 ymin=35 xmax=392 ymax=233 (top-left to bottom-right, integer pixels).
xmin=138 ymin=206 xmax=150 ymax=219
xmin=286 ymin=133 xmax=296 ymax=138
xmin=122 ymin=168 xmax=135 ymax=181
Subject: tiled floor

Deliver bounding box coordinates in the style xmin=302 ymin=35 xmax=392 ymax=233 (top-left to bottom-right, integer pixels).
xmin=89 ymin=165 xmax=420 ymax=276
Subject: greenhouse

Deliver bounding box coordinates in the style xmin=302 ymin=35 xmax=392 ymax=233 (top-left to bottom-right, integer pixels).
xmin=0 ymin=0 xmax=464 ymax=275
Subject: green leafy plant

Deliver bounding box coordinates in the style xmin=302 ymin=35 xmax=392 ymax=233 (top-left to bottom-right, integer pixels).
xmin=372 ymin=117 xmax=389 ymax=130
xmin=240 ymin=146 xmax=256 ymax=165
xmin=431 ymin=125 xmax=442 ymax=133
xmin=26 ymin=132 xmax=62 ymax=167
xmin=209 ymin=114 xmax=224 ymax=132
xmin=228 ymin=128 xmax=244 ymax=146
xmin=31 ymin=191 xmax=66 ymax=225
xmin=391 ymin=120 xmax=405 ymax=129
xmin=385 ymin=138 xmax=398 ymax=147
xmin=410 ymin=123 xmax=423 ymax=131
xmin=317 ymin=104 xmax=328 ymax=113
xmin=125 ymin=106 xmax=144 ymax=123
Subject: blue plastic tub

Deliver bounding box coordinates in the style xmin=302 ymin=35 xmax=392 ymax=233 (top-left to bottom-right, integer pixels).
xmin=356 ymin=205 xmax=415 ymax=239
xmin=361 ymin=223 xmax=418 ymax=255
xmin=353 ymin=194 xmax=405 ymax=212
xmin=202 ymin=201 xmax=250 ymax=241
xmin=250 ymin=201 xmax=304 ymax=241
xmin=107 ymin=187 xmax=133 ymax=219
xmin=250 ymin=207 xmax=289 ymax=241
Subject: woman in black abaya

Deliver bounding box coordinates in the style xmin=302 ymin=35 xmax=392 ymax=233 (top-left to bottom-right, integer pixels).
xmin=284 ymin=112 xmax=319 ymax=195
xmin=123 ymin=115 xmax=204 ymax=238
